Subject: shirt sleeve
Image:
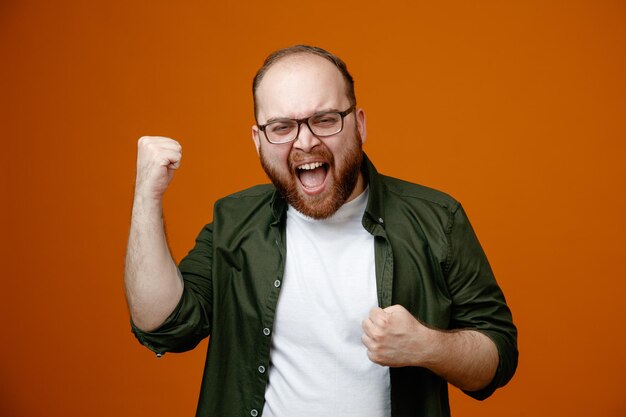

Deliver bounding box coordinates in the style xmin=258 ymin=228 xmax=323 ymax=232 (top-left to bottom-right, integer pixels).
xmin=131 ymin=223 xmax=214 ymax=356
xmin=443 ymin=203 xmax=518 ymax=400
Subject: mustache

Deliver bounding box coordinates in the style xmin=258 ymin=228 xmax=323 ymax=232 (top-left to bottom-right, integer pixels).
xmin=288 ymin=147 xmax=334 ymax=170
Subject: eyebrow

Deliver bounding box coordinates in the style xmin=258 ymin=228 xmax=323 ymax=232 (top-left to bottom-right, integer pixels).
xmin=264 ymin=107 xmax=343 ymax=125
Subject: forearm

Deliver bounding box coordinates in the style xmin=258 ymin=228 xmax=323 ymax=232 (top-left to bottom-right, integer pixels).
xmin=421 ymin=328 xmax=498 ymax=392
xmin=363 ymin=306 xmax=499 ymax=392
xmin=125 ymin=197 xmax=183 ymax=332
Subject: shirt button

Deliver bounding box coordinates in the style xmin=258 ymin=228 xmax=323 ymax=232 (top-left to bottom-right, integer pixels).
xmin=258 ymin=365 xmax=266 ymax=374
xmin=250 ymin=409 xmax=259 ymax=417
xmin=378 ymin=217 xmax=384 ymax=224
xmin=274 ymin=279 xmax=281 ymax=288
xmin=263 ymin=327 xmax=271 ymax=336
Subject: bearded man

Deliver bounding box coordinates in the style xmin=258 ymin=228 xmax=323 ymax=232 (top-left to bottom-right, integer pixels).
xmin=125 ymin=45 xmax=518 ymax=417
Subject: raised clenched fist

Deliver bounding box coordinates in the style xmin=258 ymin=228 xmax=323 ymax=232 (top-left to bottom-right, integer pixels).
xmin=134 ymin=136 xmax=182 ymax=201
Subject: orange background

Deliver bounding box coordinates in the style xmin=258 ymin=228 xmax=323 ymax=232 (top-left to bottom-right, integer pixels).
xmin=2 ymin=1 xmax=625 ymax=416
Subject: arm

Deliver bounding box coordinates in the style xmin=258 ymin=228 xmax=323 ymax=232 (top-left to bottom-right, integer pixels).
xmin=125 ymin=136 xmax=184 ymax=331
xmin=362 ymin=305 xmax=498 ymax=392
xmin=363 ymin=203 xmax=517 ymax=396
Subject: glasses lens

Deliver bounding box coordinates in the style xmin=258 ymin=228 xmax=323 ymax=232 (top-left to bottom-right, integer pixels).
xmin=310 ymin=112 xmax=342 ymax=136
xmin=266 ymin=120 xmax=298 ymax=143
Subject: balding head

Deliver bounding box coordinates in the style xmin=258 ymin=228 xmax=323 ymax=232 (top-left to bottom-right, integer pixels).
xmin=252 ymin=45 xmax=356 ymax=121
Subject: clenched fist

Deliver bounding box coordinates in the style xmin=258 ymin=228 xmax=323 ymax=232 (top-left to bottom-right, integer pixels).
xmin=362 ymin=305 xmax=436 ymax=368
xmin=134 ymin=136 xmax=182 ymax=201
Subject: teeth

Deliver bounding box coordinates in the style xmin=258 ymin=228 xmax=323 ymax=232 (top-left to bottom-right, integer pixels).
xmin=298 ymin=162 xmax=324 ymax=170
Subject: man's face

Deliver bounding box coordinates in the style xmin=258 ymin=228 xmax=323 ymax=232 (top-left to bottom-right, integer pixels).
xmin=252 ymin=54 xmax=367 ymax=219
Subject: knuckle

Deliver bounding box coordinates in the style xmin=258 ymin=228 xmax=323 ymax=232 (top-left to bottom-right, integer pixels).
xmin=371 ymin=329 xmax=384 ymax=342
xmin=369 ymin=340 xmax=381 ymax=352
xmin=139 ymin=135 xmax=157 ymax=144
xmin=368 ymin=352 xmax=383 ymax=364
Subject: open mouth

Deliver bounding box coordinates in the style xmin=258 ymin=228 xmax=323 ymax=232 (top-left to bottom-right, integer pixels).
xmin=296 ymin=161 xmax=329 ymax=193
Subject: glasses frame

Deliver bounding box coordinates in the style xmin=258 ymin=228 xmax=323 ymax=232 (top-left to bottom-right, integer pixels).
xmin=258 ymin=105 xmax=356 ymax=144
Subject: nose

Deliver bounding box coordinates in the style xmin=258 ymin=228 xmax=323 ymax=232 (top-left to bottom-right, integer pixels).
xmin=292 ymin=122 xmax=322 ymax=152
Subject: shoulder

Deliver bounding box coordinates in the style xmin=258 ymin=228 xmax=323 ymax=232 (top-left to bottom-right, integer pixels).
xmin=373 ymin=174 xmax=469 ymax=266
xmin=212 ymin=183 xmax=278 ymax=227
xmin=378 ymin=174 xmax=460 ymax=215
xmin=219 ymin=183 xmax=275 ymax=200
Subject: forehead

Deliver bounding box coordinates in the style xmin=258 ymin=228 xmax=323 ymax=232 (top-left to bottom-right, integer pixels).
xmin=256 ymin=54 xmax=348 ymax=121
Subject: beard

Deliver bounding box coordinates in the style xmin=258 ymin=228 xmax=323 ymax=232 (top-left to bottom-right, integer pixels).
xmin=260 ymin=128 xmax=364 ymax=220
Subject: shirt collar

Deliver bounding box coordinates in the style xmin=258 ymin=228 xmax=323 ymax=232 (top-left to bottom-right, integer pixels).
xmin=362 ymin=153 xmax=386 ymax=227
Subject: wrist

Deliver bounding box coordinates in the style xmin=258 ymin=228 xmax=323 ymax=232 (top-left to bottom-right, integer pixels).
xmin=416 ymin=326 xmax=447 ymax=368
xmin=131 ymin=193 xmax=164 ymax=221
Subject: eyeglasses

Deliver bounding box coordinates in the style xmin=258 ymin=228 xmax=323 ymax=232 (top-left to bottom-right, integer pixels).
xmin=258 ymin=105 xmax=356 ymax=144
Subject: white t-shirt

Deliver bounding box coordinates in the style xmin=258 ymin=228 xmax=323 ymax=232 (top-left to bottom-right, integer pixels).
xmin=262 ymin=188 xmax=391 ymax=417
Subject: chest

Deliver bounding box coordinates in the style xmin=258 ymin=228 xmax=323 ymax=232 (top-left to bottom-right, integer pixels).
xmin=277 ymin=215 xmax=377 ymax=342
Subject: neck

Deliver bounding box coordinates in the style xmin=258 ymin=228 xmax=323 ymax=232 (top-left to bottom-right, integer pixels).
xmin=345 ymin=171 xmax=366 ymax=204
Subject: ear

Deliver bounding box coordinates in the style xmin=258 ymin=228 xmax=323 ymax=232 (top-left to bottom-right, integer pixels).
xmin=356 ymin=108 xmax=367 ymax=145
xmin=251 ymin=125 xmax=261 ymax=156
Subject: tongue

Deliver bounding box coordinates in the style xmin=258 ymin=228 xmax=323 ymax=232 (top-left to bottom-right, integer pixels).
xmin=299 ymin=166 xmax=326 ymax=188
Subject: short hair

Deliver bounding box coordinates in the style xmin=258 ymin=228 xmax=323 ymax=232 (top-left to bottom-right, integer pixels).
xmin=252 ymin=45 xmax=356 ymax=121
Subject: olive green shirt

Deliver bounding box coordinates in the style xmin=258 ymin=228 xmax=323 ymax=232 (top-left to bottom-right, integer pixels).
xmin=132 ymin=155 xmax=518 ymax=417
